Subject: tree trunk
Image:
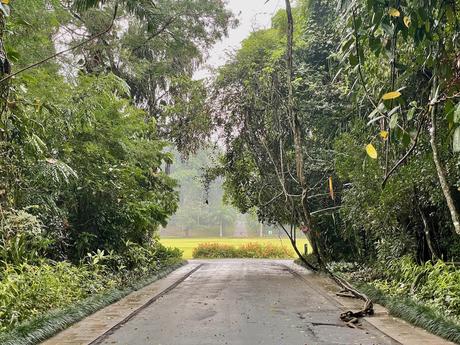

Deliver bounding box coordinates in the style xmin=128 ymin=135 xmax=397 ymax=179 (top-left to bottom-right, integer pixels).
xmin=285 ymin=0 xmax=317 ymax=259
xmin=419 ymin=207 xmax=439 ymax=260
xmin=259 ymin=223 xmax=263 ymax=237
xmin=0 ymin=11 xmax=10 ymax=210
xmin=219 ymin=220 xmax=223 ymax=238
xmin=429 ymin=77 xmax=460 ymax=236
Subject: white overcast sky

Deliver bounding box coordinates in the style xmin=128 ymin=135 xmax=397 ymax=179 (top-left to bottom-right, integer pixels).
xmin=195 ymin=0 xmax=284 ymax=79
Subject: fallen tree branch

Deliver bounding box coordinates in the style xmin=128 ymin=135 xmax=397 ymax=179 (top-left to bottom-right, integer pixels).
xmin=329 ymin=272 xmax=374 ymax=326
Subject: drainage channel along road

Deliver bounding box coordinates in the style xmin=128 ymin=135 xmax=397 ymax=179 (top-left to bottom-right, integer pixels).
xmin=42 ymin=259 xmax=455 ymax=345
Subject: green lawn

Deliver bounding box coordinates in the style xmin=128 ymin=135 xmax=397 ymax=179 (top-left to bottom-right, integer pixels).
xmin=160 ymin=237 xmax=311 ymax=259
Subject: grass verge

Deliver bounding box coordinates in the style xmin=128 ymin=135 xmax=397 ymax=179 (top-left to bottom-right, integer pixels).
xmin=0 ymin=261 xmax=186 ymax=345
xmin=356 ymin=283 xmax=460 ymax=344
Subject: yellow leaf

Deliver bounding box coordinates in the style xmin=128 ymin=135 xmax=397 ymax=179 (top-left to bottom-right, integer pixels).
xmin=380 ymin=130 xmax=389 ymax=140
xmin=382 ymin=91 xmax=401 ymax=100
xmin=388 ymin=8 xmax=400 ymax=17
xmin=1 ymin=0 xmax=9 ymax=4
xmin=404 ymin=16 xmax=411 ymax=28
xmin=328 ymin=176 xmax=335 ymax=200
xmin=366 ymin=144 xmax=378 ymax=159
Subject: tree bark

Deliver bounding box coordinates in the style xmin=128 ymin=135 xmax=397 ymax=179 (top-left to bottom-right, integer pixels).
xmin=429 ymin=77 xmax=460 ymax=236
xmin=0 ymin=11 xmax=10 ymax=210
xmin=284 ymin=0 xmax=316 ymax=253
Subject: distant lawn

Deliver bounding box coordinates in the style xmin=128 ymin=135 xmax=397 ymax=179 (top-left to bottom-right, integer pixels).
xmin=160 ymin=237 xmax=310 ymax=259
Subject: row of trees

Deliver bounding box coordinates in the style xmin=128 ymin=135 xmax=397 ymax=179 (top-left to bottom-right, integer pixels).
xmin=210 ymin=0 xmax=460 ymax=266
xmin=165 ymin=148 xmax=239 ymax=237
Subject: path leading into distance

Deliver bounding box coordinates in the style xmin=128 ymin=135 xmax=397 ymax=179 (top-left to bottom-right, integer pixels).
xmin=43 ymin=259 xmax=454 ymax=345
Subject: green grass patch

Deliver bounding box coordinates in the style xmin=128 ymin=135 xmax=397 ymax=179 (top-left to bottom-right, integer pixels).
xmin=0 ymin=261 xmax=185 ymax=345
xmin=160 ymin=237 xmax=310 ymax=259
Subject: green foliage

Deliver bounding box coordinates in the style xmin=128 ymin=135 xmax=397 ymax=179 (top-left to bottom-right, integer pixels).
xmin=370 ymin=257 xmax=460 ymax=319
xmin=0 ymin=240 xmax=182 ymax=333
xmin=0 ymin=210 xmax=51 ymax=265
xmin=0 ymin=0 xmax=231 ymax=338
xmin=0 ymin=261 xmax=115 ymax=331
xmin=0 ymin=261 xmax=185 ymax=345
xmin=357 ymin=282 xmax=460 ymax=344
xmin=166 ymin=148 xmax=239 ymax=237
xmin=192 ymin=242 xmax=287 ymax=259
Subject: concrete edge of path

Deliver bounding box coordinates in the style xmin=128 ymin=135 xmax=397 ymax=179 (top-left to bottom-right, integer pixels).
xmin=40 ymin=262 xmax=203 ymax=345
xmin=285 ymin=261 xmax=457 ymax=345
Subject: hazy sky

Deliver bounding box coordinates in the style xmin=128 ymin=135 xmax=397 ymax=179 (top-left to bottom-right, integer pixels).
xmin=195 ymin=0 xmax=284 ymax=78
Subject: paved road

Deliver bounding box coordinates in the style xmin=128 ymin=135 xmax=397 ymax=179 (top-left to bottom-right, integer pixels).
xmin=96 ymin=260 xmax=398 ymax=345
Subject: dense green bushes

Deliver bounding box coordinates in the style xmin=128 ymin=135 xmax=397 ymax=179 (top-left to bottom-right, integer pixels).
xmin=373 ymin=257 xmax=460 ymax=318
xmin=192 ymin=242 xmax=287 ymax=259
xmin=327 ymin=257 xmax=460 ymax=342
xmin=0 ymin=242 xmax=182 ymax=332
xmin=333 ymin=256 xmax=460 ymax=320
xmin=0 ymin=262 xmax=113 ymax=332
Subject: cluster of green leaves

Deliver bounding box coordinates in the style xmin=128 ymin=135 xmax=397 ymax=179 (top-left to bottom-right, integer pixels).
xmin=332 ymin=0 xmax=460 ymax=262
xmin=346 ymin=256 xmax=460 ymax=320
xmin=0 ymin=261 xmax=115 ymax=332
xmin=0 ymin=240 xmax=181 ymax=332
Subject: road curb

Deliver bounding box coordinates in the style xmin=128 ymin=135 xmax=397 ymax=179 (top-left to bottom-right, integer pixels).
xmin=40 ymin=262 xmax=202 ymax=345
xmin=88 ymin=263 xmax=203 ymax=345
xmin=290 ymin=261 xmax=456 ymax=345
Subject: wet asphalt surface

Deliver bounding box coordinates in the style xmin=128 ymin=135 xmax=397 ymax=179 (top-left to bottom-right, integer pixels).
xmin=97 ymin=260 xmax=397 ymax=345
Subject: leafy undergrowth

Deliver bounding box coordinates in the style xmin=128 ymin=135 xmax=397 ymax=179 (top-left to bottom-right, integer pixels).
xmin=0 ymin=242 xmax=183 ymax=344
xmin=0 ymin=261 xmax=185 ymax=345
xmin=192 ymin=242 xmax=288 ymax=259
xmin=329 ymin=257 xmax=460 ymax=344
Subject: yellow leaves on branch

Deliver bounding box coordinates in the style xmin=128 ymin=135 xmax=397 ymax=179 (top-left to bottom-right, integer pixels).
xmin=404 ymin=16 xmax=411 ymax=28
xmin=388 ymin=8 xmax=400 ymax=17
xmin=382 ymin=91 xmax=401 ymax=100
xmin=1 ymin=0 xmax=9 ymax=4
xmin=380 ymin=131 xmax=389 ymax=140
xmin=366 ymin=144 xmax=378 ymax=159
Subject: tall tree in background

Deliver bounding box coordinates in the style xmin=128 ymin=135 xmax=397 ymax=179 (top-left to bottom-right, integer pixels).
xmin=69 ymin=0 xmax=235 ymax=156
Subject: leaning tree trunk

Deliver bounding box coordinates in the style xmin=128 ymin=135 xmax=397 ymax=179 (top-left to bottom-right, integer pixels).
xmin=0 ymin=10 xmax=11 ymax=210
xmin=429 ymin=77 xmax=460 ymax=236
xmin=284 ymin=0 xmax=322 ymax=265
